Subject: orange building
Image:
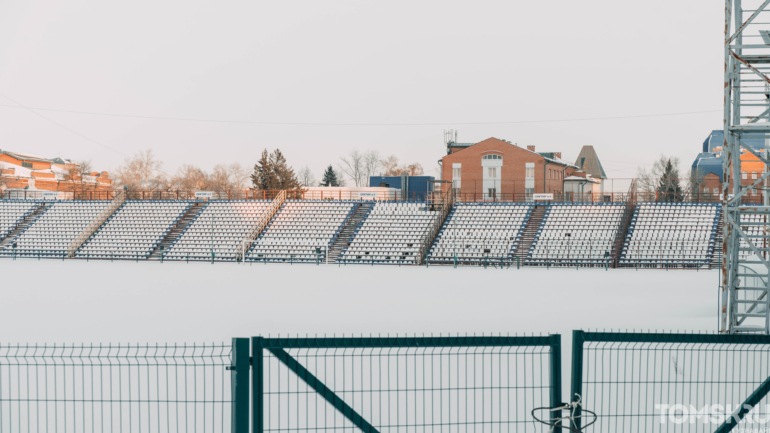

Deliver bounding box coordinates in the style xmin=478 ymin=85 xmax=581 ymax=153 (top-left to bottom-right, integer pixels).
xmin=0 ymin=150 xmax=113 ymax=194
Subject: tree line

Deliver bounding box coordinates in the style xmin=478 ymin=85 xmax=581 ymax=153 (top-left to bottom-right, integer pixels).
xmin=636 ymin=155 xmax=705 ymax=201
xmin=111 ymin=148 xmax=424 ymax=191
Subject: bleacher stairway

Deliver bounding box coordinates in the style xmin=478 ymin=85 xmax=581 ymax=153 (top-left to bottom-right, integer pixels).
xmin=148 ymin=202 xmax=206 ymax=260
xmin=512 ymin=204 xmax=547 ymax=262
xmin=0 ymin=202 xmax=50 ymax=249
xmin=327 ymin=202 xmax=374 ymax=263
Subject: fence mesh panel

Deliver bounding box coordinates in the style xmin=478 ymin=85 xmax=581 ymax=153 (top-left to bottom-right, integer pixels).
xmin=575 ymin=332 xmax=770 ymax=433
xmin=0 ymin=343 xmax=233 ymax=433
xmin=257 ymin=336 xmax=558 ymax=433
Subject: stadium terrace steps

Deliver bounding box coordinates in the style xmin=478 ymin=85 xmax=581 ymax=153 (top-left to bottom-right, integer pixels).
xmin=148 ymin=202 xmax=206 ymax=260
xmin=327 ymin=202 xmax=374 ymax=263
xmin=512 ymin=204 xmax=547 ymax=262
xmin=0 ymin=202 xmax=50 ymax=249
xmin=712 ymin=209 xmax=723 ymax=269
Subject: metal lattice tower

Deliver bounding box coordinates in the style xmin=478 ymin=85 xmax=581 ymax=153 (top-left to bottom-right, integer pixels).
xmin=722 ymin=0 xmax=770 ymax=333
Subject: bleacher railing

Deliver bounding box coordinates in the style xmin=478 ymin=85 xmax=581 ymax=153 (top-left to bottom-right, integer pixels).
xmin=66 ymin=189 xmax=126 ymax=258
xmin=419 ymin=187 xmax=454 ymax=265
xmin=236 ymin=190 xmax=286 ymax=262
xmin=611 ymin=179 xmax=637 ymax=268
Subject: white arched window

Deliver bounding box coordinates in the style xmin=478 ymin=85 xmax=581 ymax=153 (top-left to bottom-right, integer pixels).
xmin=481 ymin=154 xmax=502 ymax=160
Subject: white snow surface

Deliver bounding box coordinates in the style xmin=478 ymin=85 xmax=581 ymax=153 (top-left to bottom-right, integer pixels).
xmin=0 ymin=259 xmax=719 ymax=405
xmin=0 ymin=259 xmax=717 ymax=343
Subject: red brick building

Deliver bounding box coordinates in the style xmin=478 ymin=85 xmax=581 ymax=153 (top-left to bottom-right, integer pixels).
xmin=440 ymin=137 xmax=577 ymax=201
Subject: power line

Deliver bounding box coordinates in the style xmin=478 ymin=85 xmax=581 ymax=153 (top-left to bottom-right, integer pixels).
xmin=0 ymin=94 xmax=127 ymax=156
xmin=0 ymin=103 xmax=721 ymax=126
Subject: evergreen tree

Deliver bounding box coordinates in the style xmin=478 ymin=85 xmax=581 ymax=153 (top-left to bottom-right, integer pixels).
xmin=319 ymin=165 xmax=341 ymax=187
xmin=271 ymin=149 xmax=302 ymax=190
xmin=250 ymin=148 xmax=303 ymax=191
xmin=250 ymin=149 xmax=276 ymax=190
xmin=656 ymin=159 xmax=683 ymax=202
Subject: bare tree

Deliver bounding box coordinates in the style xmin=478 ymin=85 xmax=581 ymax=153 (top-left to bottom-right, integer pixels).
xmin=113 ymin=149 xmax=167 ymax=191
xmin=63 ymin=160 xmax=95 ymax=197
xmin=380 ymin=155 xmax=424 ymax=176
xmin=228 ymin=163 xmax=249 ymax=190
xmin=636 ymin=155 xmax=681 ymax=201
xmin=685 ymin=167 xmax=705 ymax=202
xmin=380 ymin=155 xmax=400 ymax=176
xmin=339 ymin=150 xmax=366 ymax=186
xmin=363 ymin=150 xmax=380 ymax=180
xmin=403 ymin=162 xmax=424 ymax=176
xmin=298 ymin=166 xmax=316 ymax=187
xmin=171 ymin=164 xmax=210 ymax=192
xmin=0 ymin=162 xmax=8 ymax=196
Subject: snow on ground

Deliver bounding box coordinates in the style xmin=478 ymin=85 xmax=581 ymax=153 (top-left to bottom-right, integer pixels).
xmin=0 ymin=259 xmax=717 ymax=343
xmin=0 ymin=259 xmax=719 ymax=408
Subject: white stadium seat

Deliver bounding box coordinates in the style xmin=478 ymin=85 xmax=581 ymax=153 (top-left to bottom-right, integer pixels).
xmin=338 ymin=201 xmax=438 ymax=264
xmin=527 ymin=203 xmax=625 ymax=265
xmin=620 ymin=202 xmax=720 ymax=267
xmin=428 ymin=202 xmax=533 ymax=264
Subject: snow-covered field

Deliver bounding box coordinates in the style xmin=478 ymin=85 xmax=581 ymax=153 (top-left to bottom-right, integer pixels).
xmin=0 ymin=259 xmax=717 ymax=342
xmin=0 ymin=259 xmax=724 ymax=429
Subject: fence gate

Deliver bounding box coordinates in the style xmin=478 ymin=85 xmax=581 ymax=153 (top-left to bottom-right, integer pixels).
xmin=251 ymin=335 xmax=562 ymax=433
xmin=570 ymin=331 xmax=770 ymax=433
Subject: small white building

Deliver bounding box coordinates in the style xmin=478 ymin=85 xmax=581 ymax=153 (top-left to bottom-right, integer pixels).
xmin=563 ymin=170 xmax=602 ymax=202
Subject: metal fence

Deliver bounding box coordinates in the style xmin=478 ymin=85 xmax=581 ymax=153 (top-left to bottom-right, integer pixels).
xmin=252 ymin=335 xmax=562 ymax=433
xmin=0 ymin=342 xmax=234 ymax=433
xmin=570 ymin=331 xmax=770 ymax=433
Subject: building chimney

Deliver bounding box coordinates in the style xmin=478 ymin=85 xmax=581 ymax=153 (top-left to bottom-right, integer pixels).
xmin=554 ymin=152 xmax=561 ymax=159
xmin=527 ymin=145 xmax=535 ymax=152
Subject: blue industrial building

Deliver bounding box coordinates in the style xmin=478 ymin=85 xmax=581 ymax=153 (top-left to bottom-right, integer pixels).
xmin=692 ymin=130 xmax=765 ymax=181
xmin=369 ymin=175 xmax=435 ymax=201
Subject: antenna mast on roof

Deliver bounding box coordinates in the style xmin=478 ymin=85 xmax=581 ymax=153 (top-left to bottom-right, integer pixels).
xmin=721 ymin=0 xmax=770 ymax=334
xmin=444 ymin=129 xmax=457 ymax=146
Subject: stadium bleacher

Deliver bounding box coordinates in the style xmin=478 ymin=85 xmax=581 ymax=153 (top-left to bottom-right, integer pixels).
xmin=0 ymin=198 xmax=729 ymax=268
xmin=165 ymin=200 xmax=271 ymax=261
xmin=0 ymin=200 xmax=109 ymax=257
xmin=527 ymin=203 xmax=625 ymax=265
xmin=338 ymin=201 xmax=438 ymax=264
xmin=248 ymin=200 xmax=356 ymax=262
xmin=75 ymin=200 xmax=190 ymax=260
xmin=428 ymin=202 xmax=533 ymax=264
xmin=619 ymin=202 xmax=720 ymax=267
xmin=0 ymin=200 xmax=39 ymax=240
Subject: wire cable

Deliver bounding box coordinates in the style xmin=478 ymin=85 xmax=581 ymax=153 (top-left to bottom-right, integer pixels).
xmin=0 ymin=103 xmax=720 ymax=126
xmin=0 ymin=94 xmax=127 ymax=156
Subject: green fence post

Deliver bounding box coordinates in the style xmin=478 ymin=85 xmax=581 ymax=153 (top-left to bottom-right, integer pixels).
xmin=453 ymin=254 xmax=457 ymax=268
xmin=136 ymin=251 xmax=138 ymax=263
xmin=549 ymin=334 xmax=563 ymax=432
xmin=517 ymin=256 xmax=520 ymax=269
xmin=231 ymin=338 xmax=250 ymax=433
xmin=570 ymin=330 xmax=585 ymax=431
xmin=252 ymin=336 xmax=264 ymax=433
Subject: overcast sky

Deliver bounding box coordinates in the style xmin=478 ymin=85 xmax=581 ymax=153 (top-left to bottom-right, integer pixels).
xmin=0 ymin=1 xmax=722 ymax=186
